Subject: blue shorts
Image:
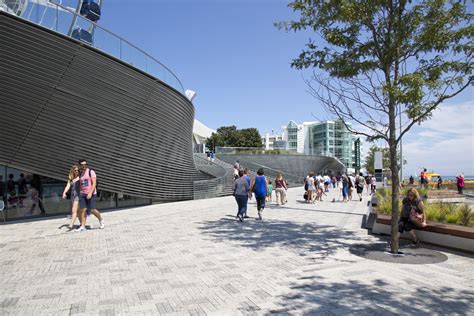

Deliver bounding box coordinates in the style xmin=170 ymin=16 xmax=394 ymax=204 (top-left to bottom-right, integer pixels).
xmin=79 ymin=193 xmax=97 ymax=210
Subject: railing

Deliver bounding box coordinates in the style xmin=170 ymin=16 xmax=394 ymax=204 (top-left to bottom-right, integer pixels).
xmin=193 ymin=154 xmax=234 ymax=199
xmin=0 ymin=0 xmax=185 ymax=93
xmin=215 ymin=146 xmax=342 ymax=159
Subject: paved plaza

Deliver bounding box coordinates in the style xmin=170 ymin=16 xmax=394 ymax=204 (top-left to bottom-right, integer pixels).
xmin=0 ymin=188 xmax=473 ymax=315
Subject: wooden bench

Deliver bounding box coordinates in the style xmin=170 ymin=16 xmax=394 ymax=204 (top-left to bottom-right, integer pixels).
xmin=376 ymin=214 xmax=474 ymax=239
xmin=373 ymin=214 xmax=474 ymax=252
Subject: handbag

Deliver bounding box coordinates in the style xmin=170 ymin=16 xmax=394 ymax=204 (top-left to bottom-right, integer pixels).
xmin=410 ymin=208 xmax=425 ymax=227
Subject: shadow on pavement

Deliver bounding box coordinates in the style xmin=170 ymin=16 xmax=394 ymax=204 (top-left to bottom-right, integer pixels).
xmin=265 ymin=203 xmax=365 ymax=217
xmin=267 ymin=277 xmax=474 ymax=315
xmin=198 ymin=216 xmax=362 ymax=258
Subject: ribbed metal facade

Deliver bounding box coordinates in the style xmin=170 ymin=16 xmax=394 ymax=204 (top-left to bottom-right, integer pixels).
xmin=0 ymin=12 xmax=195 ymax=201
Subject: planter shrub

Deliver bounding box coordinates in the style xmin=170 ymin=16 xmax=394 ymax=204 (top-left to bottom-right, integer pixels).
xmin=376 ymin=188 xmax=473 ymax=227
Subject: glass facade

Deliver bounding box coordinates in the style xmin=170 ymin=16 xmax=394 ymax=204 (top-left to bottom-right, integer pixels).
xmin=311 ymin=120 xmax=354 ymax=168
xmin=0 ymin=165 xmax=151 ymax=221
xmin=287 ymin=121 xmax=298 ymax=150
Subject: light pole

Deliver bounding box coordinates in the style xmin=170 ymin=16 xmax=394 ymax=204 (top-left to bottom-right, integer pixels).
xmin=399 ymin=103 xmax=403 ymax=182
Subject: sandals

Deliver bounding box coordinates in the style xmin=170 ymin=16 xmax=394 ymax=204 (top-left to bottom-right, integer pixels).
xmin=413 ymin=238 xmax=420 ymax=247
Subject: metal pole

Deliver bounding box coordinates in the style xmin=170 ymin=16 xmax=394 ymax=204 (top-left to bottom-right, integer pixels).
xmin=399 ymin=103 xmax=403 ymax=182
xmin=67 ymin=0 xmax=82 ymax=36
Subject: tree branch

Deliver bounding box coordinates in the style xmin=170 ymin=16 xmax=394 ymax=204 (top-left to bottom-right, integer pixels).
xmin=397 ymin=77 xmax=473 ymax=143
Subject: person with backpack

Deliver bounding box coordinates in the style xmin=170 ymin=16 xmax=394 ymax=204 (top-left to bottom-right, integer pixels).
xmin=76 ymin=159 xmax=104 ymax=231
xmin=355 ymin=172 xmax=365 ymax=201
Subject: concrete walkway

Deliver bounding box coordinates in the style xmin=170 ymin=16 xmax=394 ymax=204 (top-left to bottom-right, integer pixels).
xmin=0 ymin=188 xmax=472 ymax=315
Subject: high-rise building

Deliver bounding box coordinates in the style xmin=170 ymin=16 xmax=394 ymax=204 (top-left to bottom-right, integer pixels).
xmin=310 ymin=120 xmax=354 ymax=169
xmin=263 ymin=119 xmax=362 ymax=171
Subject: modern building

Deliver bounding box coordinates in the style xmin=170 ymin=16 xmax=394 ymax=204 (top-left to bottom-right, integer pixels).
xmin=309 ymin=120 xmax=355 ymax=169
xmin=263 ymin=119 xmax=362 ymax=171
xmin=193 ymin=119 xmax=216 ymax=153
xmin=0 ymin=1 xmax=199 ymax=220
xmin=261 ymin=131 xmax=284 ymax=150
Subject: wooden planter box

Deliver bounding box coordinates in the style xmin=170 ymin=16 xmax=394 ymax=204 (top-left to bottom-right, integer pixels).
xmin=365 ymin=195 xmax=474 ymax=253
xmin=372 ymin=214 xmax=474 ymax=253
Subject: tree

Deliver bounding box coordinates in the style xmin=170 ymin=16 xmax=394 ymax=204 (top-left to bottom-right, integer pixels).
xmin=237 ymin=128 xmax=263 ymax=148
xmin=364 ymin=145 xmax=391 ymax=175
xmin=206 ymin=126 xmax=263 ymax=150
xmin=277 ymin=0 xmax=472 ymax=253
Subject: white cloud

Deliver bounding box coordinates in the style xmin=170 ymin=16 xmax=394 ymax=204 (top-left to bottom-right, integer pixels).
xmin=417 ymin=102 xmax=474 ymax=136
xmin=318 ymin=101 xmax=473 ymax=176
xmin=402 ymin=101 xmax=474 ymax=176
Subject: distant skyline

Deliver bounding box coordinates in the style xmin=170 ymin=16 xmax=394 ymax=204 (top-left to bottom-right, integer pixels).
xmin=100 ymin=1 xmax=473 ymax=177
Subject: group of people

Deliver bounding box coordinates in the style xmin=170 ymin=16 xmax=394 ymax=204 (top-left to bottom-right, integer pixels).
xmin=232 ymin=165 xmax=289 ymax=222
xmin=206 ymin=151 xmax=216 ymax=162
xmin=414 ymin=169 xmax=466 ymax=194
xmin=61 ymin=159 xmax=104 ymax=231
xmin=304 ymin=172 xmax=377 ymax=203
xmin=4 ymin=173 xmax=46 ymax=215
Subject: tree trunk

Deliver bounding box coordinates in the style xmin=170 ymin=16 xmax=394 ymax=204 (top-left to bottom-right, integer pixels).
xmin=389 ymin=103 xmax=400 ymax=254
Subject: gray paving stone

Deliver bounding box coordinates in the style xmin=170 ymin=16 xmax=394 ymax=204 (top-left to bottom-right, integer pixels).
xmin=1 ymin=297 xmax=20 ymax=307
xmin=0 ymin=188 xmax=472 ymax=315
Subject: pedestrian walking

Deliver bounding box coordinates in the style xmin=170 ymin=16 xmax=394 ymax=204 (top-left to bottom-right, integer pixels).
xmin=266 ymin=180 xmax=273 ymax=202
xmin=323 ymin=175 xmax=331 ymax=192
xmin=365 ymin=175 xmax=371 ymax=195
xmin=76 ymin=159 xmax=104 ymax=232
xmin=356 ymin=172 xmax=364 ymax=201
xmin=233 ymin=166 xmax=239 ymax=181
xmin=370 ymin=175 xmax=377 ymax=194
xmin=348 ymin=174 xmax=355 ymax=201
xmin=336 ymin=174 xmax=342 ymax=199
xmin=275 ymin=174 xmax=288 ymax=206
xmin=437 ymin=176 xmax=443 ymax=190
xmin=251 ymin=168 xmax=268 ymax=220
xmin=29 ymin=174 xmax=46 ymax=215
xmin=233 ymin=169 xmax=249 ymax=222
xmin=18 ymin=173 xmax=28 ymax=207
xmin=456 ymin=174 xmax=465 ymax=194
xmin=243 ymin=168 xmax=251 ymax=217
xmin=306 ymin=172 xmax=316 ymax=203
xmin=420 ymin=168 xmax=427 ymax=188
xmin=316 ymin=179 xmax=325 ymax=201
xmin=62 ymin=165 xmax=80 ymax=230
xmin=342 ymin=174 xmax=349 ymax=202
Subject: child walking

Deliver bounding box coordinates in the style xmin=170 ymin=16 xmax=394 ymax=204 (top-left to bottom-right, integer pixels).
xmin=266 ymin=181 xmax=273 ymax=202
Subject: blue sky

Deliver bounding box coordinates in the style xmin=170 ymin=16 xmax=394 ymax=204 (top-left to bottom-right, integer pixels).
xmin=97 ymin=0 xmax=472 ymax=177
